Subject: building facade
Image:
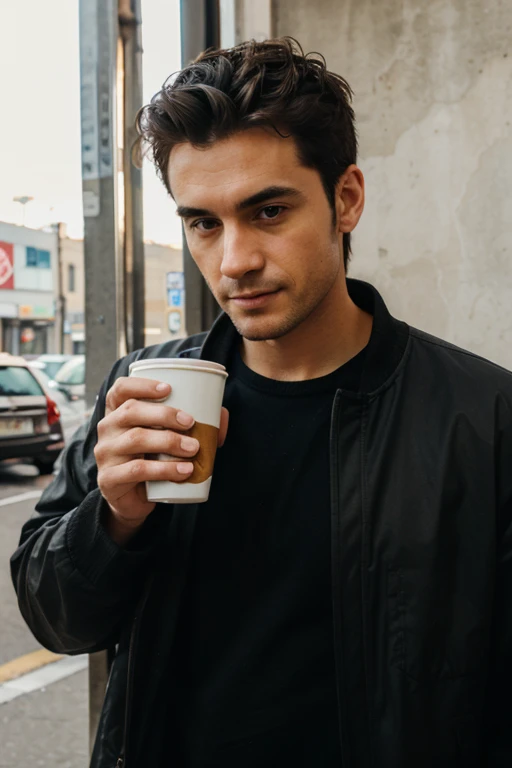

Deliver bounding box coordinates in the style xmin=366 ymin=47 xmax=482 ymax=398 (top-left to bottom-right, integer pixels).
xmin=61 ymin=234 xmax=86 ymax=354
xmin=0 ymin=221 xmax=184 ymax=356
xmin=0 ymin=221 xmax=58 ymax=356
xmin=144 ymin=241 xmax=186 ymax=346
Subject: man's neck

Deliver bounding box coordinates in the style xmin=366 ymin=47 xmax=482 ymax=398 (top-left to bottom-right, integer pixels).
xmin=240 ymin=282 xmax=373 ymax=382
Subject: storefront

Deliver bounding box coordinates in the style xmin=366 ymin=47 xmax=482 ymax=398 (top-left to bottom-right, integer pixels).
xmin=0 ymin=223 xmax=57 ymax=355
xmin=1 ymin=315 xmax=55 ymax=356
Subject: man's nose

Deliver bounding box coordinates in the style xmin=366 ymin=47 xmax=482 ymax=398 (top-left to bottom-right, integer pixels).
xmin=220 ymin=225 xmax=265 ymax=279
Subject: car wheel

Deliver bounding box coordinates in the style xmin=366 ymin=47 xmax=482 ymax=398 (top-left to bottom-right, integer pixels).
xmin=34 ymin=458 xmax=56 ymax=475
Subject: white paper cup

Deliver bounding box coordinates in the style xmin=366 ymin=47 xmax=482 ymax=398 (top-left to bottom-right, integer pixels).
xmin=128 ymin=357 xmax=228 ymax=503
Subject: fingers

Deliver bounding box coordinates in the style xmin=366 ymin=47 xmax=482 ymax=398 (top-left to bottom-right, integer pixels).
xmin=99 ymin=398 xmax=195 ymax=437
xmin=95 ymin=426 xmax=200 ymax=466
xmin=105 ymin=377 xmax=171 ymax=416
xmin=98 ymin=457 xmax=195 ymax=499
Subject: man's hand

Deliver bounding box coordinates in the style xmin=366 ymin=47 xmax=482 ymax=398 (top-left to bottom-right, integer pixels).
xmin=95 ymin=376 xmax=229 ymax=545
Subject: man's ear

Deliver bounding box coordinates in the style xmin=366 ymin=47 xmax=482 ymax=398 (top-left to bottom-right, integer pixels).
xmin=335 ymin=165 xmax=365 ymax=234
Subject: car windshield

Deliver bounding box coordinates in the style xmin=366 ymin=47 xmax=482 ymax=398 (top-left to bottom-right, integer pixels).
xmin=55 ymin=358 xmax=85 ymax=385
xmin=42 ymin=361 xmax=68 ymax=379
xmin=0 ymin=366 xmax=44 ymax=396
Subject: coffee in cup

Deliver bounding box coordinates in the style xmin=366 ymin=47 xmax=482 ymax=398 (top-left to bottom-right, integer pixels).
xmin=128 ymin=357 xmax=228 ymax=503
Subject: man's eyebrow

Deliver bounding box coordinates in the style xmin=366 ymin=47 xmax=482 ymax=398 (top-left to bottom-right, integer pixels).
xmin=175 ymin=205 xmax=214 ymax=219
xmin=236 ymin=185 xmax=304 ymax=211
xmin=175 ymin=186 xmax=304 ymax=219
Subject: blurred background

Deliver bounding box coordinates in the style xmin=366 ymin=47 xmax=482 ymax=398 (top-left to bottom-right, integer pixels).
xmin=0 ymin=0 xmax=511 ymax=765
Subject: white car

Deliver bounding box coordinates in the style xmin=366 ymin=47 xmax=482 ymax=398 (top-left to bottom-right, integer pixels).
xmin=29 ymin=363 xmax=86 ymax=444
xmin=52 ymin=355 xmax=85 ymax=403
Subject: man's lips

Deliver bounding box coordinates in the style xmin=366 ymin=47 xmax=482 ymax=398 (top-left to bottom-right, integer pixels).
xmin=229 ymin=289 xmax=282 ymax=308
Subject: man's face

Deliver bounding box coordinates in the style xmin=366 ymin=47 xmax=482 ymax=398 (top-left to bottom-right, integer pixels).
xmin=169 ymin=128 xmax=346 ymax=341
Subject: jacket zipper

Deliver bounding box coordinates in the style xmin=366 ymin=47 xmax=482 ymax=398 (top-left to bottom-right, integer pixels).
xmin=330 ymin=391 xmax=349 ymax=767
xmin=116 ymin=571 xmax=156 ymax=767
xmin=115 ymin=609 xmax=140 ymax=768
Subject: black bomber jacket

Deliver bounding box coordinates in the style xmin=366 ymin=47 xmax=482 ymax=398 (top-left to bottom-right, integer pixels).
xmin=10 ymin=279 xmax=512 ymax=767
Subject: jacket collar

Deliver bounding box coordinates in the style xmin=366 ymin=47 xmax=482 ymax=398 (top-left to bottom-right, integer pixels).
xmin=198 ymin=278 xmax=410 ymax=397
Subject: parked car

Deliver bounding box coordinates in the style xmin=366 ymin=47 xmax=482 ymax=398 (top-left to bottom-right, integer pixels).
xmin=52 ymin=355 xmax=85 ymax=402
xmin=28 ymin=363 xmax=86 ymax=444
xmin=0 ymin=353 xmax=64 ymax=474
xmin=26 ymin=353 xmax=76 ymax=381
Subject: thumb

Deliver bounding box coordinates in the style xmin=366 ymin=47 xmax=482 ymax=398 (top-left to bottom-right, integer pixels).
xmin=218 ymin=407 xmax=229 ymax=447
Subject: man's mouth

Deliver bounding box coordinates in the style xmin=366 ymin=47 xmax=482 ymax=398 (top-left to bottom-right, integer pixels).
xmin=229 ymin=289 xmax=282 ymax=308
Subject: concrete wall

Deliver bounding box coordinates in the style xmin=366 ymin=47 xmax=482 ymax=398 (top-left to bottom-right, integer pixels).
xmin=272 ymin=0 xmax=512 ymax=368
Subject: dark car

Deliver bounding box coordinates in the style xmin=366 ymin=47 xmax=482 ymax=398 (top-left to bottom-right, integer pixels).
xmin=0 ymin=353 xmax=65 ymax=474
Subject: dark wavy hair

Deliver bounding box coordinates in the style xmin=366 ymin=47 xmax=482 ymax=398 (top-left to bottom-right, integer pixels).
xmin=136 ymin=37 xmax=358 ymax=268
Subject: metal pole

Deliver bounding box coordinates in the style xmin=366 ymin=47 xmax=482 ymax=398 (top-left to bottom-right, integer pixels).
xmin=79 ymin=0 xmax=123 ymax=752
xmin=80 ymin=0 xmax=125 ymax=413
xmin=119 ymin=0 xmax=145 ymax=352
xmin=180 ymin=0 xmax=220 ymax=335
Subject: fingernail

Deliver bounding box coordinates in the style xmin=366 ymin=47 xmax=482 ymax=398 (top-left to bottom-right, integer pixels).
xmin=176 ymin=411 xmax=195 ymax=427
xmin=156 ymin=382 xmax=170 ymax=392
xmin=177 ymin=462 xmax=194 ymax=475
xmin=181 ymin=436 xmax=199 ymax=452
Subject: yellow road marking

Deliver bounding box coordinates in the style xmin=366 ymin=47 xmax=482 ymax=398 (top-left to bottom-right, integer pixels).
xmin=0 ymin=649 xmax=63 ymax=684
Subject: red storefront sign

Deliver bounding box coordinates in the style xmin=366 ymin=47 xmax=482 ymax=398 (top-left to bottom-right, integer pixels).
xmin=0 ymin=242 xmax=14 ymax=289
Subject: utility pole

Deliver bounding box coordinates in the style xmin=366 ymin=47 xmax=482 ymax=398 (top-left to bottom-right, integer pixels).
xmin=119 ymin=0 xmax=145 ymax=352
xmin=79 ymin=0 xmax=145 ymax=752
xmin=180 ymin=0 xmax=220 ymax=335
xmin=80 ymin=0 xmax=124 ymax=412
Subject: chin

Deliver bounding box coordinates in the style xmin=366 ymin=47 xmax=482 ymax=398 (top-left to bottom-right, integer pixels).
xmin=229 ymin=312 xmax=302 ymax=341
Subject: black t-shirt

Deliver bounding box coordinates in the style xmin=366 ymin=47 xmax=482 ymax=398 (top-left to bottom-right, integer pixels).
xmin=166 ymin=344 xmax=366 ymax=767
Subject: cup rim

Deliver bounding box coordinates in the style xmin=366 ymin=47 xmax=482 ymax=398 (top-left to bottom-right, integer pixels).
xmin=129 ymin=357 xmax=226 ymax=374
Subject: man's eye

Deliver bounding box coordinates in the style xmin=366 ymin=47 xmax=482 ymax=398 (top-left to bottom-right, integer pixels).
xmin=258 ymin=205 xmax=285 ymax=220
xmin=191 ymin=219 xmax=218 ymax=232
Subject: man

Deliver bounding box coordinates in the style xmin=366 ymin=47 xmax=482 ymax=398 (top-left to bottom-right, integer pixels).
xmin=11 ymin=38 xmax=512 ymax=767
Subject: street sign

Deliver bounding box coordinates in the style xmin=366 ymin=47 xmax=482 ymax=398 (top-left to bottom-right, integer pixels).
xmin=167 ymin=272 xmax=185 ymax=311
xmin=166 ymin=271 xmax=185 ymax=291
xmin=168 ymin=289 xmax=183 ymax=308
xmin=168 ymin=310 xmax=182 ymax=334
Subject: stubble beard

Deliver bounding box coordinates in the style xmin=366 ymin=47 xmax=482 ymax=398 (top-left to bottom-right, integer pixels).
xmin=207 ymin=255 xmax=341 ymax=341
xmin=230 ymin=306 xmax=306 ymax=341
xmin=226 ymin=283 xmax=336 ymax=342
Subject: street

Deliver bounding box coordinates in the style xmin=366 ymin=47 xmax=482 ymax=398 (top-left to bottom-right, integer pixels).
xmin=0 ymin=462 xmax=89 ymax=768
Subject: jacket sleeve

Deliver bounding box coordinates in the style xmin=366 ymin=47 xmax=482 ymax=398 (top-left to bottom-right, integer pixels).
xmin=10 ymin=365 xmax=168 ymax=656
xmin=484 ymin=392 xmax=512 ymax=766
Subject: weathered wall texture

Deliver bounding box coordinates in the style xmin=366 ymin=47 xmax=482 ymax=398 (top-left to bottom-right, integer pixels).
xmin=273 ymin=0 xmax=512 ymax=367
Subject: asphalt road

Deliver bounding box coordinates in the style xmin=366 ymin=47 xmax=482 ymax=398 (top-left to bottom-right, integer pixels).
xmin=0 ymin=461 xmax=89 ymax=768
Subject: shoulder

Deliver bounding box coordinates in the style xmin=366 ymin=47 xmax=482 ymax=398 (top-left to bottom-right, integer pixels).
xmin=407 ymin=326 xmax=512 ymax=402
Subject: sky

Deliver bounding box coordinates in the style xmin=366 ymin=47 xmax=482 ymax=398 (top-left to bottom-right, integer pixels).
xmin=0 ymin=0 xmax=183 ymax=246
